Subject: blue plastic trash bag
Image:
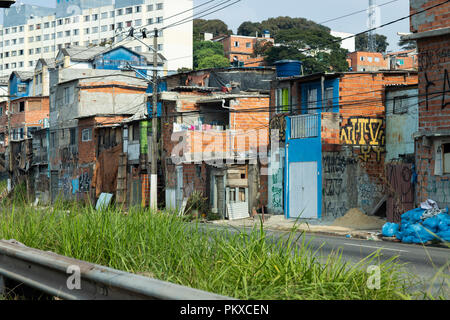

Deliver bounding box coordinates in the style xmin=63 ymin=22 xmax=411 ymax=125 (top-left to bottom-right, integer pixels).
xmin=382 ymin=222 xmax=399 ymax=237
xmin=436 ymin=230 xmax=450 ymax=242
xmin=401 ymin=208 xmax=425 ymax=225
xmin=422 ymin=216 xmax=440 ymax=232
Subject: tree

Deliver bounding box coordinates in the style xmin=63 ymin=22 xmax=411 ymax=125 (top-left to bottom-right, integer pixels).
xmin=398 ymin=38 xmax=417 ymax=50
xmin=237 ymin=17 xmax=349 ymax=74
xmin=355 ymin=33 xmax=389 ymax=53
xmin=193 ymin=19 xmax=232 ymax=41
xmin=193 ymin=41 xmax=230 ymax=70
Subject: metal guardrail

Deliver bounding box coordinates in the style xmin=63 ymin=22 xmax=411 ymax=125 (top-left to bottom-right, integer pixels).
xmin=0 ymin=240 xmax=234 ymax=300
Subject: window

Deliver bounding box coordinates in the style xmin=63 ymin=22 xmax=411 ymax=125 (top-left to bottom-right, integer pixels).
xmin=92 ymin=14 xmax=98 ymax=21
xmin=36 ymin=24 xmax=41 ymax=30
xmin=65 ymin=30 xmax=71 ymax=37
xmin=397 ymin=59 xmax=404 ymax=65
xmin=116 ymin=22 xmax=123 ymax=29
xmin=110 ymin=24 xmax=115 ymax=31
xmin=12 ymin=39 xmax=17 ymax=45
xmin=156 ymin=17 xmax=163 ymax=24
xmin=70 ymin=128 xmax=76 ymax=145
xmin=17 ymin=83 xmax=27 ymax=93
xmin=36 ymin=35 xmax=41 ymax=41
xmin=57 ymin=19 xmax=63 ymax=26
xmin=324 ymin=87 xmax=334 ymax=112
xmin=367 ymin=57 xmax=373 ymax=62
xmin=360 ymin=56 xmax=365 ymax=61
xmin=393 ymin=95 xmax=408 ymax=114
xmin=12 ymin=27 xmax=17 ymax=33
xmin=84 ymin=28 xmax=90 ymax=35
xmin=92 ymin=27 xmax=98 ymax=33
xmin=5 ymin=40 xmax=9 ymax=46
xmin=44 ymin=22 xmax=50 ymax=28
xmin=29 ymin=61 xmax=33 ymax=67
xmin=234 ymin=41 xmax=239 ymax=47
xmin=11 ymin=50 xmax=16 ymax=56
xmin=44 ymin=46 xmax=49 ymax=53
xmin=57 ymin=32 xmax=63 ymax=38
xmin=29 ymin=25 xmax=34 ymax=31
xmin=101 ymin=12 xmax=108 ymax=19
xmin=64 ymin=86 xmax=74 ymax=105
xmin=375 ymin=57 xmax=380 ymax=62
xmin=73 ymin=16 xmax=79 ymax=23
xmin=135 ymin=6 xmax=141 ymax=13
xmin=126 ymin=7 xmax=133 ymax=14
xmin=44 ymin=34 xmax=49 ymax=40
xmin=36 ymin=48 xmax=41 ymax=54
xmin=147 ymin=5 xmax=153 ymax=11
xmin=19 ymin=26 xmax=24 ymax=32
xmin=110 ymin=11 xmax=115 ymax=18
xmin=126 ymin=21 xmax=132 ymax=28
xmin=157 ymin=44 xmax=163 ymax=51
xmin=276 ymin=88 xmax=290 ymax=113
xmin=156 ymin=3 xmax=163 ymax=10
xmin=19 ymin=101 xmax=25 ymax=112
xmin=11 ymin=62 xmax=16 ymax=68
xmin=307 ymin=88 xmax=317 ymax=114
xmin=135 ymin=19 xmax=142 ymax=26
xmin=84 ymin=15 xmax=90 ymax=22
xmin=147 ymin=18 xmax=153 ymax=25
xmin=18 ymin=62 xmax=23 ymax=67
xmin=444 ymin=144 xmax=450 ymax=174
xmin=73 ymin=29 xmax=79 ymax=36
xmin=246 ymin=42 xmax=252 ymax=48
xmin=117 ymin=9 xmax=123 ymax=16
xmin=19 ymin=49 xmax=23 ymax=55
xmin=101 ymin=25 xmax=107 ymax=32
xmin=82 ymin=128 xmax=92 ymax=142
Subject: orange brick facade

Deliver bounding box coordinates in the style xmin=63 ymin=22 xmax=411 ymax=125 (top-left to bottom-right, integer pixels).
xmin=217 ymin=35 xmax=274 ymax=67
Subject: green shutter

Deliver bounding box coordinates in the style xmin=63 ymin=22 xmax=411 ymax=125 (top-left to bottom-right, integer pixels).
xmin=282 ymin=88 xmax=289 ymax=112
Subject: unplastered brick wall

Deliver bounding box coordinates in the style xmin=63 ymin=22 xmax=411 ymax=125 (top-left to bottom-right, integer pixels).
xmin=417 ymin=35 xmax=450 ymax=131
xmin=182 ymin=163 xmax=208 ymax=198
xmin=410 ymin=0 xmax=450 ymax=33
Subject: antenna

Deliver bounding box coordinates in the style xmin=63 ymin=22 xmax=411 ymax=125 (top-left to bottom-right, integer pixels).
xmin=368 ymin=0 xmax=378 ymax=52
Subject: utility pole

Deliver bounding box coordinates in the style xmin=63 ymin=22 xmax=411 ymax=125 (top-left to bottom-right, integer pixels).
xmin=150 ymin=28 xmax=158 ymax=210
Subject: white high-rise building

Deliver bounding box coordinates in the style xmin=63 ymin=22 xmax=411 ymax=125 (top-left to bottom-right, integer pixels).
xmin=0 ymin=0 xmax=193 ymax=76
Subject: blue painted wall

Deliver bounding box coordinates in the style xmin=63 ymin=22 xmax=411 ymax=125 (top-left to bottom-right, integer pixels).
xmin=283 ymin=77 xmax=340 ymax=219
xmin=300 ymin=78 xmax=339 ymax=114
xmin=285 ymin=116 xmax=323 ymax=219
xmin=93 ymin=47 xmax=148 ymax=73
xmin=9 ymin=74 xmax=31 ymax=101
xmin=146 ymin=81 xmax=167 ymax=118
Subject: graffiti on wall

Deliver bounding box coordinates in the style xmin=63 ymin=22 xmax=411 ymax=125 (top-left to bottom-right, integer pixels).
xmin=340 ymin=117 xmax=385 ymax=162
xmin=424 ymin=69 xmax=450 ymax=110
xmin=79 ymin=171 xmax=91 ymax=193
xmin=426 ymin=177 xmax=450 ymax=206
xmin=323 ymin=154 xmax=357 ymax=174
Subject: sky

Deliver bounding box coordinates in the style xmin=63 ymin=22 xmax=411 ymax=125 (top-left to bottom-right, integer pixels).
xmin=2 ymin=0 xmax=411 ymax=52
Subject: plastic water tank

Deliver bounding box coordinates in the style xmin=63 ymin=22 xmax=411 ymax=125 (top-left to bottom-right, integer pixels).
xmin=274 ymin=60 xmax=302 ymax=78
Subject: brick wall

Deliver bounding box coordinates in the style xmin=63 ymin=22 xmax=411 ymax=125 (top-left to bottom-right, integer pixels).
xmin=411 ymin=0 xmax=450 ymax=207
xmin=416 ymin=35 xmax=450 ymax=131
xmin=410 ymin=0 xmax=450 ymax=33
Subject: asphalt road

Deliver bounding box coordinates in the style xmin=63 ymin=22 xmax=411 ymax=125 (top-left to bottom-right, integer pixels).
xmin=202 ymin=223 xmax=450 ymax=297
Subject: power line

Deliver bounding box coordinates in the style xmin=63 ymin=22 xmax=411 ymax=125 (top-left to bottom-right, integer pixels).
xmin=319 ymin=0 xmax=400 ymax=25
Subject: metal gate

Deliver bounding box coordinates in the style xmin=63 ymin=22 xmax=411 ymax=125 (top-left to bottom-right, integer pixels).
xmin=386 ymin=163 xmax=414 ymax=223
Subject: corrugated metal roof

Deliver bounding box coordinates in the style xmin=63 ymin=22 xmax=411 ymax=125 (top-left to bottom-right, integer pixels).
xmin=61 ymin=46 xmax=106 ymax=61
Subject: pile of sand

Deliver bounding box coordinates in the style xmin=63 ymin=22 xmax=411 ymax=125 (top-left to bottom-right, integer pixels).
xmin=332 ymin=208 xmax=385 ymax=230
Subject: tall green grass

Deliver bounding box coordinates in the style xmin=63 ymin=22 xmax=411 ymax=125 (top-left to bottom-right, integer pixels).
xmin=0 ymin=201 xmax=424 ymax=300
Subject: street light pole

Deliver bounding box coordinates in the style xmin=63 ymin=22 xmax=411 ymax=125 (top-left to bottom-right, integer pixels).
xmin=150 ymin=28 xmax=158 ymax=210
